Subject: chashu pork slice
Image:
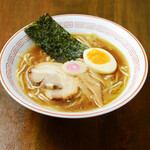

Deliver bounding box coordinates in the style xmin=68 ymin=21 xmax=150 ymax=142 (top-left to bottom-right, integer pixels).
xmin=28 ymin=62 xmax=79 ymax=100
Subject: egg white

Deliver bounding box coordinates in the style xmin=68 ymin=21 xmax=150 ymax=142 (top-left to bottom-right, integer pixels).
xmin=83 ymin=48 xmax=117 ymax=74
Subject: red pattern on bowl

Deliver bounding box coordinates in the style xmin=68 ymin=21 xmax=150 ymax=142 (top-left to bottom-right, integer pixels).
xmin=0 ymin=14 xmax=148 ymax=118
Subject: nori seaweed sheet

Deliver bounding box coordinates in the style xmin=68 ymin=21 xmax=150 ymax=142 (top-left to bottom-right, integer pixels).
xmin=25 ymin=13 xmax=88 ymax=62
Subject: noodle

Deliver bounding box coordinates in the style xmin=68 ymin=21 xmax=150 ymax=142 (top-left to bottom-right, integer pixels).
xmin=123 ymin=76 xmax=128 ymax=85
xmin=38 ymin=93 xmax=49 ymax=102
xmin=104 ymin=75 xmax=114 ymax=80
xmin=73 ymin=91 xmax=82 ymax=99
xmin=76 ymin=36 xmax=92 ymax=47
xmin=23 ymin=53 xmax=30 ymax=63
xmin=35 ymin=88 xmax=40 ymax=96
xmin=108 ymin=81 xmax=123 ymax=94
xmin=17 ymin=34 xmax=129 ymax=112
xmin=18 ymin=74 xmax=25 ymax=89
xmin=28 ymin=92 xmax=38 ymax=99
xmin=25 ymin=66 xmax=41 ymax=89
xmin=20 ymin=59 xmax=25 ymax=68
xmin=16 ymin=63 xmax=27 ymax=78
xmin=119 ymin=66 xmax=129 ymax=76
xmin=29 ymin=56 xmax=34 ymax=63
xmin=66 ymin=94 xmax=86 ymax=108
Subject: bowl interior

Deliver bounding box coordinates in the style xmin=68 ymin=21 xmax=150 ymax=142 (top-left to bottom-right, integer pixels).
xmin=0 ymin=15 xmax=148 ymax=118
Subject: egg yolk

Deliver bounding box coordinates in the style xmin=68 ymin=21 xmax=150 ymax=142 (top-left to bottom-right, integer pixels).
xmin=87 ymin=49 xmax=110 ymax=64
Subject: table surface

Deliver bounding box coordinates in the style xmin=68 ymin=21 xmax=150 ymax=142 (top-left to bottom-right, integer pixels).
xmin=0 ymin=0 xmax=149 ymax=149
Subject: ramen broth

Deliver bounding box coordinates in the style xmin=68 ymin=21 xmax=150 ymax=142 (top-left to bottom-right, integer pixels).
xmin=17 ymin=34 xmax=129 ymax=112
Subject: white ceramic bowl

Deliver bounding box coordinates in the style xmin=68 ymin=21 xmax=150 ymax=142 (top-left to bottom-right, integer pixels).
xmin=0 ymin=14 xmax=148 ymax=118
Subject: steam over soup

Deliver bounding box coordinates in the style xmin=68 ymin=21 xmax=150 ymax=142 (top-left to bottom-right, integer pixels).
xmin=17 ymin=33 xmax=129 ymax=112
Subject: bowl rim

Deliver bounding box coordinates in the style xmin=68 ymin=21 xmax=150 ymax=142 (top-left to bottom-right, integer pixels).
xmin=0 ymin=14 xmax=148 ymax=118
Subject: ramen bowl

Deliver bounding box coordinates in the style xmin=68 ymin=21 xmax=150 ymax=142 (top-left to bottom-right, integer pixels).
xmin=0 ymin=14 xmax=148 ymax=118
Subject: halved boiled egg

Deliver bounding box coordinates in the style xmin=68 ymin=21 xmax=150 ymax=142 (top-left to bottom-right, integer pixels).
xmin=83 ymin=48 xmax=117 ymax=74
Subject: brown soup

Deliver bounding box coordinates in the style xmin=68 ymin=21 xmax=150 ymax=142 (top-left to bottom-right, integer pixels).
xmin=17 ymin=34 xmax=129 ymax=112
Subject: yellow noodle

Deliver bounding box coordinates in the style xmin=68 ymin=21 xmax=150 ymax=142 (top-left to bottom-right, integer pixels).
xmin=16 ymin=63 xmax=27 ymax=78
xmin=108 ymin=81 xmax=123 ymax=94
xmin=119 ymin=66 xmax=129 ymax=76
xmin=23 ymin=53 xmax=30 ymax=63
xmin=76 ymin=36 xmax=91 ymax=47
xmin=38 ymin=93 xmax=49 ymax=102
xmin=18 ymin=74 xmax=25 ymax=89
xmin=28 ymin=92 xmax=38 ymax=99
